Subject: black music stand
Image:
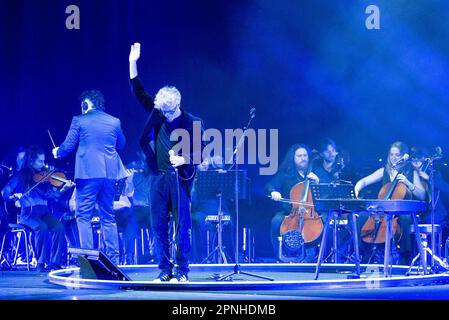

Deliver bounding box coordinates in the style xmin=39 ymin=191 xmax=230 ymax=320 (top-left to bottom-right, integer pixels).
xmin=195 ymin=170 xmax=239 ymax=264
xmin=311 ymin=183 xmax=356 ymax=264
xmin=311 ymin=183 xmax=361 ymax=280
xmin=195 ymin=170 xmax=247 ymax=200
xmin=208 ymin=169 xmax=272 ymax=281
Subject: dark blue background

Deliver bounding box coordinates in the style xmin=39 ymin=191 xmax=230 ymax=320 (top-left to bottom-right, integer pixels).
xmin=2 ymin=0 xmax=449 ymax=257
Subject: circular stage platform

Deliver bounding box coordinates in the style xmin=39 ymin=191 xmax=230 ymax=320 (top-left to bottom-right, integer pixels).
xmin=48 ymin=263 xmax=449 ymax=291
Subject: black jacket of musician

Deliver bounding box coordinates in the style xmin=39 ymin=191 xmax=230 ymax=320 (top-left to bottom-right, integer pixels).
xmin=130 ymin=77 xmax=205 ymax=191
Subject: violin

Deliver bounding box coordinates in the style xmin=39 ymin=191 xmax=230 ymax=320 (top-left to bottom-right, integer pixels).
xmin=33 ymin=169 xmax=74 ymax=188
xmin=19 ymin=168 xmax=75 ymax=200
xmin=278 ymin=157 xmax=324 ymax=250
xmin=361 ymin=162 xmax=411 ymax=244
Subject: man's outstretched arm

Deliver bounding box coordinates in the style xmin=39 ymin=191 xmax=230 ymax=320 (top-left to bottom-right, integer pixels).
xmin=129 ymin=42 xmax=155 ymax=111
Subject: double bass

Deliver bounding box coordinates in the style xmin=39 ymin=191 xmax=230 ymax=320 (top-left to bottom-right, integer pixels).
xmin=361 ymin=163 xmax=412 ymax=244
xmin=279 ymin=160 xmax=324 ymax=251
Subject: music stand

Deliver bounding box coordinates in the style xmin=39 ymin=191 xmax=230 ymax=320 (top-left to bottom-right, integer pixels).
xmin=311 ymin=183 xmax=356 ymax=263
xmin=310 ymin=183 xmax=356 ymax=200
xmin=312 ymin=183 xmax=361 ymax=279
xmin=194 ymin=170 xmax=240 ymax=264
xmin=213 ymin=168 xmax=273 ymax=281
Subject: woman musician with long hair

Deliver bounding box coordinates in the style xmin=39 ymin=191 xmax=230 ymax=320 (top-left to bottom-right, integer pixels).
xmin=354 ymin=141 xmax=426 ymax=264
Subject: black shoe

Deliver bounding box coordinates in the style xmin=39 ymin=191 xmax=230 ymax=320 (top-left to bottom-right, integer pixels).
xmin=153 ymin=270 xmax=172 ymax=282
xmin=170 ymin=272 xmax=189 ymax=283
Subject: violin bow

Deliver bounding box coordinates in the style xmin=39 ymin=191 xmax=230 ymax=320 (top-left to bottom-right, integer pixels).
xmin=268 ymin=196 xmax=314 ymax=207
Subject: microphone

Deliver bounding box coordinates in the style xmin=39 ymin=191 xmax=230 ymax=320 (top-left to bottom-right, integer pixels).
xmin=249 ymin=107 xmax=256 ymax=119
xmin=44 ymin=164 xmax=55 ymax=171
xmin=393 ymin=153 xmax=409 ymax=168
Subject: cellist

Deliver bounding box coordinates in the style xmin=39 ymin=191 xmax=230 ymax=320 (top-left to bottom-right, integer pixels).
xmin=354 ymin=141 xmax=426 ymax=264
xmin=265 ymin=144 xmax=319 ymax=261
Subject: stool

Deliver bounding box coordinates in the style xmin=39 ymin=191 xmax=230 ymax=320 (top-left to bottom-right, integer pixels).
xmin=0 ymin=223 xmax=35 ymax=271
xmin=409 ymin=224 xmax=442 ymax=257
xmin=408 ymin=224 xmax=445 ymax=274
xmin=203 ymin=214 xmax=231 ymax=264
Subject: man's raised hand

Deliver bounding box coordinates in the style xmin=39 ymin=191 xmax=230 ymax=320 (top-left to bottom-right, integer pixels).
xmin=129 ymin=42 xmax=141 ymax=62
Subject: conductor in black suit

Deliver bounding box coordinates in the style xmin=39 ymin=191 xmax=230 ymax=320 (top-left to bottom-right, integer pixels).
xmin=129 ymin=42 xmax=205 ymax=282
xmin=52 ymin=90 xmax=127 ymax=264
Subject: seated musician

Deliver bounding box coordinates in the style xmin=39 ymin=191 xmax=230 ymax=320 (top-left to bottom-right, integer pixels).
xmin=313 ymin=138 xmax=347 ymax=183
xmin=191 ymin=155 xmax=233 ymax=263
xmin=410 ymin=147 xmax=449 ymax=226
xmin=265 ymin=144 xmax=319 ymax=262
xmin=127 ymin=150 xmax=154 ymax=264
xmin=113 ymin=170 xmax=138 ymax=265
xmin=313 ymin=138 xmax=354 ymax=262
xmin=354 ymin=141 xmax=426 ymax=265
xmin=1 ymin=145 xmax=72 ymax=271
xmin=0 ymin=146 xmax=26 ymax=267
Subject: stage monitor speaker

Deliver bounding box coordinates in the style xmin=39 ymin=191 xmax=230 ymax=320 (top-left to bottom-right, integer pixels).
xmin=68 ymin=248 xmax=131 ymax=281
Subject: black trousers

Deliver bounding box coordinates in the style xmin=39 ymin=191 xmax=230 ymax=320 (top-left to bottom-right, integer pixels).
xmin=20 ymin=205 xmax=65 ymax=266
xmin=151 ymin=172 xmax=192 ymax=274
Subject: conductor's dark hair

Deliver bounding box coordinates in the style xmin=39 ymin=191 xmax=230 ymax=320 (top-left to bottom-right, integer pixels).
xmin=79 ymin=90 xmax=105 ymax=111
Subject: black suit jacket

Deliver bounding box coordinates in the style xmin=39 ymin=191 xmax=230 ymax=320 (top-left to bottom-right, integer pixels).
xmin=130 ymin=77 xmax=205 ymax=190
xmin=57 ymin=109 xmax=127 ymax=180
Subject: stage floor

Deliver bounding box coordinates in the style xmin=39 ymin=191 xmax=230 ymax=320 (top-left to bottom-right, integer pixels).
xmin=1 ymin=263 xmax=449 ymax=300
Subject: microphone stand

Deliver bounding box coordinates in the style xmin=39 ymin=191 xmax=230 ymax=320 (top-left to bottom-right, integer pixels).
xmin=217 ymin=109 xmax=273 ymax=281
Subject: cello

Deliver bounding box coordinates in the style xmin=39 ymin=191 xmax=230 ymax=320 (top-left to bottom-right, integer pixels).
xmin=279 ymin=160 xmax=324 ymax=252
xmin=361 ymin=163 xmax=412 ymax=244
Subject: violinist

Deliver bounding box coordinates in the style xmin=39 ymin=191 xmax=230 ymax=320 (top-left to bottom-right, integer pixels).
xmin=1 ymin=145 xmax=71 ymax=272
xmin=354 ymin=141 xmax=426 ymax=264
xmin=265 ymin=144 xmax=319 ymax=261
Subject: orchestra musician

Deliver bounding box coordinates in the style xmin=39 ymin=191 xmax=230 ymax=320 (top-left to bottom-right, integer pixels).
xmin=0 ymin=147 xmax=27 ymax=267
xmin=127 ymin=150 xmax=155 ymax=264
xmin=1 ymin=145 xmax=71 ymax=271
xmin=410 ymin=147 xmax=449 ymax=226
xmin=313 ymin=138 xmax=345 ymax=183
xmin=113 ymin=170 xmax=138 ymax=265
xmin=313 ymin=138 xmax=353 ymax=262
xmin=354 ymin=141 xmax=426 ymax=264
xmin=265 ymin=144 xmax=320 ymax=262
